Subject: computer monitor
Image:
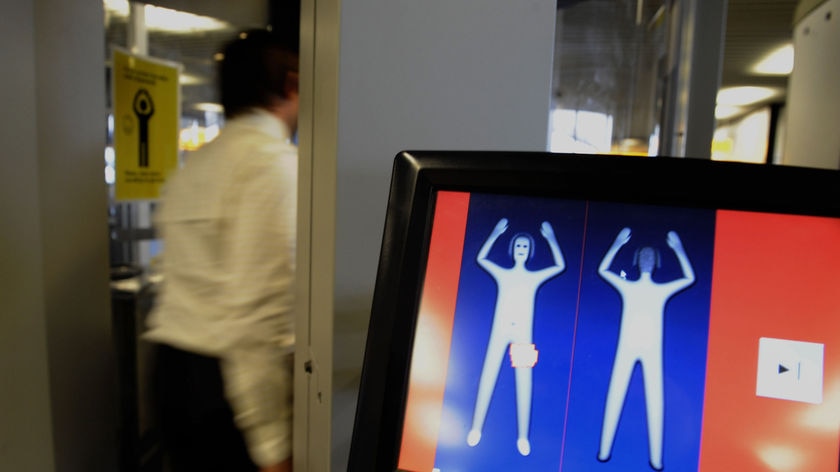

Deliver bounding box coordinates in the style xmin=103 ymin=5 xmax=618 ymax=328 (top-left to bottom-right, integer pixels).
xmin=348 ymin=151 xmax=840 ymax=472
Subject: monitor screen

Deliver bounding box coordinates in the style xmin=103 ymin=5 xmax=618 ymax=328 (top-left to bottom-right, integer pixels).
xmin=348 ymin=151 xmax=840 ymax=472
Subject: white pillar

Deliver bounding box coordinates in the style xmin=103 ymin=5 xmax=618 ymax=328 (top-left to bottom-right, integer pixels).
xmin=661 ymin=0 xmax=728 ymax=158
xmin=782 ymin=0 xmax=840 ymax=169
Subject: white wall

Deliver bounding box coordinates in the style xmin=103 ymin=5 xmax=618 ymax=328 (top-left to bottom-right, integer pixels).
xmin=0 ymin=1 xmax=115 ymax=470
xmin=319 ymin=0 xmax=558 ymax=469
xmin=783 ymin=0 xmax=840 ymax=169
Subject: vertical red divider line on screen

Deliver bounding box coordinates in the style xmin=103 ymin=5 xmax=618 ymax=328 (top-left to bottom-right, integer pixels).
xmin=398 ymin=191 xmax=471 ymax=472
xmin=558 ymin=201 xmax=589 ymax=471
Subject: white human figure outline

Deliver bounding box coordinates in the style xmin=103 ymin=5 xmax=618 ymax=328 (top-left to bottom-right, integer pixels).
xmin=596 ymin=227 xmax=695 ymax=471
xmin=466 ymin=218 xmax=566 ymax=456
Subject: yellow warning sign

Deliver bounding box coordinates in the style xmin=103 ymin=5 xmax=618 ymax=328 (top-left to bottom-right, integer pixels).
xmin=112 ymin=48 xmax=181 ymax=201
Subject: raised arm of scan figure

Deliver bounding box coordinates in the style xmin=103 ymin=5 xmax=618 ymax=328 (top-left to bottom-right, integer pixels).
xmin=477 ymin=218 xmax=508 ymax=272
xmin=537 ymin=221 xmax=566 ymax=277
xmin=665 ymin=230 xmax=695 ymax=291
xmin=598 ymin=227 xmax=631 ymax=287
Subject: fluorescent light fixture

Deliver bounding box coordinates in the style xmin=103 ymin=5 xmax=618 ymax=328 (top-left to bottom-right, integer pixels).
xmin=180 ymin=73 xmax=207 ymax=86
xmin=104 ymin=0 xmax=130 ymax=16
xmin=104 ymin=0 xmax=232 ymax=33
xmin=104 ymin=146 xmax=116 ymax=185
xmin=194 ymin=102 xmax=225 ymax=114
xmin=145 ymin=5 xmax=231 ymax=33
xmin=717 ymin=86 xmax=780 ymax=107
xmin=715 ymin=105 xmax=746 ymax=120
xmin=753 ymin=44 xmax=794 ymax=75
xmin=104 ymin=146 xmax=116 ymax=166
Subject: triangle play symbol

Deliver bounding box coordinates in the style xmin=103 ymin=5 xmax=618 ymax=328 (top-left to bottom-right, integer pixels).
xmin=778 ymin=364 xmax=789 ymax=374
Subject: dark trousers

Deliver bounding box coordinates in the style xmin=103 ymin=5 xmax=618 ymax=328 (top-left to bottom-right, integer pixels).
xmin=153 ymin=344 xmax=258 ymax=472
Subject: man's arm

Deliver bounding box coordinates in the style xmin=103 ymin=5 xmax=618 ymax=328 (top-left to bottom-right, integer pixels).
xmin=221 ymin=149 xmax=297 ymax=468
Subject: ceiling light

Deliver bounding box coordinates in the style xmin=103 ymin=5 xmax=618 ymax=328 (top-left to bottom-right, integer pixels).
xmin=103 ymin=0 xmax=232 ymax=33
xmin=753 ymin=44 xmax=794 ymax=75
xmin=715 ymin=105 xmax=746 ymax=120
xmin=145 ymin=5 xmax=231 ymax=33
xmin=194 ymin=102 xmax=225 ymax=114
xmin=180 ymin=73 xmax=207 ymax=86
xmin=103 ymin=0 xmax=129 ymax=17
xmin=717 ymin=86 xmax=780 ymax=107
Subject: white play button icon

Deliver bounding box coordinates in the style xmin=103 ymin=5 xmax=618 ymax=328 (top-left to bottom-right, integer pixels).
xmin=756 ymin=337 xmax=824 ymax=404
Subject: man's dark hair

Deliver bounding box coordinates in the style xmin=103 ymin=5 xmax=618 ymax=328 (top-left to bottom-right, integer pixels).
xmin=219 ymin=29 xmax=299 ymax=119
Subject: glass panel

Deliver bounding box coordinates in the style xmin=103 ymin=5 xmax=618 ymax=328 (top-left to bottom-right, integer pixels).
xmin=551 ymin=0 xmax=669 ymax=156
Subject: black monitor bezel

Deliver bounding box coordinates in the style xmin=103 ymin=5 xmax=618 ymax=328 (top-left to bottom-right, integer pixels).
xmin=347 ymin=150 xmax=840 ymax=472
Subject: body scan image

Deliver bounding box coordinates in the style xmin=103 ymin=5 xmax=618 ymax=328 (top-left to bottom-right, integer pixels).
xmin=466 ymin=217 xmax=567 ymax=456
xmin=596 ymin=227 xmax=696 ymax=470
xmin=431 ymin=194 xmax=715 ymax=471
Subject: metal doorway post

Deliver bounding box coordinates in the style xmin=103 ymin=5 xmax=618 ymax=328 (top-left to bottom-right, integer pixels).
xmin=660 ymin=0 xmax=728 ymax=158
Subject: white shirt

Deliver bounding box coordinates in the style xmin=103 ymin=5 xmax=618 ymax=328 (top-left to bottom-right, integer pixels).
xmin=145 ymin=108 xmax=297 ymax=466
